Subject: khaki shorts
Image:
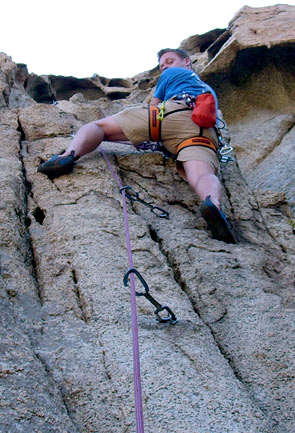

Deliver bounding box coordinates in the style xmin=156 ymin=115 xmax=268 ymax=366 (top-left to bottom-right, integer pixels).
xmin=112 ymin=100 xmax=219 ymax=174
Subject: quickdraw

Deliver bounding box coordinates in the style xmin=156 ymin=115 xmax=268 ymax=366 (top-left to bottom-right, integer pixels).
xmin=124 ymin=268 xmax=178 ymax=324
xmin=120 ymin=186 xmax=169 ymax=219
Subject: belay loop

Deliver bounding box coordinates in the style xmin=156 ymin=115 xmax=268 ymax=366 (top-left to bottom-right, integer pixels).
xmin=124 ymin=268 xmax=178 ymax=325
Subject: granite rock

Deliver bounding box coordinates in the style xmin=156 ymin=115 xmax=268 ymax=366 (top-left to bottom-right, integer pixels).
xmin=1 ymin=5 xmax=295 ymax=433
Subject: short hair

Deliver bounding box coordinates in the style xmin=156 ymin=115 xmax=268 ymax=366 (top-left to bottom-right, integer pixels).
xmin=157 ymin=48 xmax=190 ymax=63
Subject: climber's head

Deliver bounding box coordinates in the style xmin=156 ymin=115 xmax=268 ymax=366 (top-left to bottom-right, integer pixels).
xmin=157 ymin=48 xmax=192 ymax=71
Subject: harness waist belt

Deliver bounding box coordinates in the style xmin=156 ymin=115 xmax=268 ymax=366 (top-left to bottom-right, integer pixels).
xmin=148 ymin=105 xmax=161 ymax=142
xmin=176 ymin=136 xmax=217 ymax=156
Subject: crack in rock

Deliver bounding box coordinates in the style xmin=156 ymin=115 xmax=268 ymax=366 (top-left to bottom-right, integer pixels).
xmin=17 ymin=116 xmax=43 ymax=305
xmin=70 ymin=268 xmax=92 ymax=323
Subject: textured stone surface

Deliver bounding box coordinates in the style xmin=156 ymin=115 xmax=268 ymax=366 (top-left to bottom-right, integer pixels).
xmin=1 ymin=5 xmax=295 ymax=433
xmin=201 ymin=4 xmax=295 ymax=78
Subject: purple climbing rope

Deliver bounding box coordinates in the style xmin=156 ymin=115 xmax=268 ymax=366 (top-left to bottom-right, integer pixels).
xmin=100 ymin=147 xmax=145 ymax=433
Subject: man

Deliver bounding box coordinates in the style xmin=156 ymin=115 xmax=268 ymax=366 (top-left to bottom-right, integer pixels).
xmin=38 ymin=48 xmax=235 ymax=244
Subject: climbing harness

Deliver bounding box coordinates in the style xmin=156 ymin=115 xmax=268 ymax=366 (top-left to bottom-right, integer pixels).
xmin=119 ymin=133 xmax=234 ymax=164
xmin=115 ymin=94 xmax=234 ymax=164
xmin=148 ymin=105 xmax=162 ymax=142
xmin=138 ymin=98 xmax=235 ymax=164
xmin=100 ymin=147 xmax=177 ymax=433
xmin=176 ymin=136 xmax=218 ymax=156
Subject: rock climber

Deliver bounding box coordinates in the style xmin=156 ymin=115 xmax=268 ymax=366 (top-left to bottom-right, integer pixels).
xmin=37 ymin=48 xmax=235 ymax=244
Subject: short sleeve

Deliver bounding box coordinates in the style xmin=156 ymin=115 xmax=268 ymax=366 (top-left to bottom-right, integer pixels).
xmin=153 ymin=73 xmax=166 ymax=100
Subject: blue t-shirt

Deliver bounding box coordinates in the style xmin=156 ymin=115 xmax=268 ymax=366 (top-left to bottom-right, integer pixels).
xmin=153 ymin=67 xmax=218 ymax=107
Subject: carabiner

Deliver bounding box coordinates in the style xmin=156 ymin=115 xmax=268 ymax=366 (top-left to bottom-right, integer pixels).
xmin=150 ymin=205 xmax=169 ymax=219
xmin=219 ymin=146 xmax=233 ymax=155
xmin=120 ymin=186 xmax=139 ymax=202
xmin=124 ymin=267 xmax=150 ymax=294
xmin=156 ymin=101 xmax=166 ymax=121
xmin=154 ymin=305 xmax=178 ymax=325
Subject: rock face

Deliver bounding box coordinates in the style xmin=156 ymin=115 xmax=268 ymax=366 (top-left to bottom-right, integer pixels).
xmin=1 ymin=5 xmax=295 ymax=433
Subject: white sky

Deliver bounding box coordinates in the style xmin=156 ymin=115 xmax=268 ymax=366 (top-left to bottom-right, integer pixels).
xmin=1 ymin=1 xmax=294 ymax=78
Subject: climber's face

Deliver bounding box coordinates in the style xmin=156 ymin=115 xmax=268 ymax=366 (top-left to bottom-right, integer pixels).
xmin=159 ymin=52 xmax=191 ymax=71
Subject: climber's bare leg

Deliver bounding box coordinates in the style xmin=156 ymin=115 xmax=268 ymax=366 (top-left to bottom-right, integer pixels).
xmin=183 ymin=160 xmax=222 ymax=209
xmin=63 ymin=117 xmax=128 ymax=158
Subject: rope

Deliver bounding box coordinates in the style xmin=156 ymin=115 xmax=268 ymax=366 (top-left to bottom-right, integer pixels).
xmin=100 ymin=147 xmax=145 ymax=433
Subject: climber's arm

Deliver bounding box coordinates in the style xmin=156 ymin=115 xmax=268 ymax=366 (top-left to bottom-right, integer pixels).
xmin=150 ymin=96 xmax=162 ymax=105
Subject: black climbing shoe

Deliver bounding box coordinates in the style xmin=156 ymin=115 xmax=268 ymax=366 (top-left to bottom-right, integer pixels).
xmin=37 ymin=150 xmax=76 ymax=179
xmin=200 ymin=196 xmax=236 ymax=244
